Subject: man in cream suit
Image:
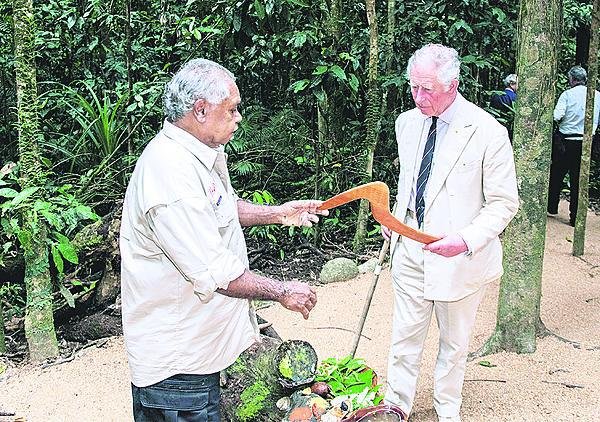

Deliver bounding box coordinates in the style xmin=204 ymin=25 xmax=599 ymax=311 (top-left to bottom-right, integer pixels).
xmin=382 ymin=44 xmax=518 ymax=422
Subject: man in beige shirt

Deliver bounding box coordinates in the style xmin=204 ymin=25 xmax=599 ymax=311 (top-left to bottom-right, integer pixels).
xmin=120 ymin=58 xmax=326 ymax=422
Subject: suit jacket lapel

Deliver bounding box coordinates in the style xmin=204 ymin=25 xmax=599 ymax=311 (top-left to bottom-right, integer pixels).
xmin=401 ymin=115 xmax=425 ymax=201
xmin=424 ymin=115 xmax=477 ymax=210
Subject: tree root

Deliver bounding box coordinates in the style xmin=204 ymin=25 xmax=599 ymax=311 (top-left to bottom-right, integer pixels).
xmin=537 ymin=322 xmax=600 ymax=351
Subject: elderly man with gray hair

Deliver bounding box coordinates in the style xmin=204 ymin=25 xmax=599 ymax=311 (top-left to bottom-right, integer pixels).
xmin=381 ymin=44 xmax=518 ymax=421
xmin=547 ymin=65 xmax=600 ymax=226
xmin=490 ymin=73 xmax=518 ymax=111
xmin=120 ymin=58 xmax=326 ymax=421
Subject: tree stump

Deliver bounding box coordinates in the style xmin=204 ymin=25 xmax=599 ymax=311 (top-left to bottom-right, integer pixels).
xmin=220 ymin=336 xmax=318 ymax=422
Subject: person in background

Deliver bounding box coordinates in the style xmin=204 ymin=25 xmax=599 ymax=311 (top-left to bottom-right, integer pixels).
xmin=382 ymin=44 xmax=518 ymax=422
xmin=490 ymin=73 xmax=518 ymax=111
xmin=120 ymin=58 xmax=327 ymax=422
xmin=490 ymin=73 xmax=518 ymax=141
xmin=547 ymin=65 xmax=600 ymax=226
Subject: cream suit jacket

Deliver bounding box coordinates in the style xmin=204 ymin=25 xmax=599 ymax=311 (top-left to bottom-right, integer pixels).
xmin=390 ymin=94 xmax=519 ymax=301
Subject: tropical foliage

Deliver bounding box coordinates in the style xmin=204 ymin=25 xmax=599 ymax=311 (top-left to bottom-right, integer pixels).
xmin=0 ymin=0 xmax=598 ymax=356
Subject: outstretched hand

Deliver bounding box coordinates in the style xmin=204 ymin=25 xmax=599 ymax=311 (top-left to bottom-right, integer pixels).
xmin=279 ymin=200 xmax=329 ymax=227
xmin=279 ymin=281 xmax=317 ymax=319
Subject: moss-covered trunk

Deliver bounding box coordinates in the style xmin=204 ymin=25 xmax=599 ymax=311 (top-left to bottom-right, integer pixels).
xmin=478 ymin=0 xmax=562 ymax=355
xmin=13 ymin=0 xmax=59 ymax=360
xmin=220 ymin=337 xmax=317 ymax=422
xmin=353 ymin=0 xmax=380 ymax=253
xmin=572 ymin=0 xmax=599 ymax=256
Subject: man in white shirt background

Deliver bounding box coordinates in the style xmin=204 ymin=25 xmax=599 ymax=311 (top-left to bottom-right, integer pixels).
xmin=547 ymin=65 xmax=600 ymax=226
xmin=120 ymin=58 xmax=327 ymax=421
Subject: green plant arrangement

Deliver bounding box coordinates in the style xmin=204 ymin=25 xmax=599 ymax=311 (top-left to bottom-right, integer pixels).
xmin=315 ymin=355 xmax=383 ymax=410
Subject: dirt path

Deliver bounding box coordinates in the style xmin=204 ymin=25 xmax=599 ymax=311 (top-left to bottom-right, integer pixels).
xmin=1 ymin=200 xmax=599 ymax=421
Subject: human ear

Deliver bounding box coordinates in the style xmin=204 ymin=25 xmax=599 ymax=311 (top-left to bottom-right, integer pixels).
xmin=194 ymin=99 xmax=207 ymax=121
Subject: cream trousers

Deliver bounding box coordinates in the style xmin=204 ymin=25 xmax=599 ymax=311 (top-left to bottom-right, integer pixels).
xmin=384 ymin=211 xmax=488 ymax=418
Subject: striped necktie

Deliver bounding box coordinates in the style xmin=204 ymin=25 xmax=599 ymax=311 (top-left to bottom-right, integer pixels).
xmin=416 ymin=116 xmax=438 ymax=228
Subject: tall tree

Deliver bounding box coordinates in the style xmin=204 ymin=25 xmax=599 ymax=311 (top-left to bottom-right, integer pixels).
xmin=572 ymin=0 xmax=599 ymax=256
xmin=353 ymin=0 xmax=380 ymax=253
xmin=0 ymin=299 xmax=5 ymax=354
xmin=478 ymin=0 xmax=563 ymax=355
xmin=13 ymin=0 xmax=59 ymax=360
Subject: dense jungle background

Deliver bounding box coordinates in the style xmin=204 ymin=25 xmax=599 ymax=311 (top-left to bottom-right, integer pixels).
xmin=0 ymin=0 xmax=598 ymax=361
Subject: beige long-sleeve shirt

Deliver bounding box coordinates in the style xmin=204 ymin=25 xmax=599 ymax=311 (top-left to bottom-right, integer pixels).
xmin=120 ymin=120 xmax=259 ymax=387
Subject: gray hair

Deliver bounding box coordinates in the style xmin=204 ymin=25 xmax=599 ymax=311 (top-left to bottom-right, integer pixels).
xmin=568 ymin=66 xmax=587 ymax=84
xmin=406 ymin=44 xmax=461 ymax=86
xmin=503 ymin=74 xmax=518 ymax=87
xmin=163 ymin=58 xmax=235 ymax=123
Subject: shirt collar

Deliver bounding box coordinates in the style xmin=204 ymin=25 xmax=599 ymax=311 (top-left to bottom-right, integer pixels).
xmin=418 ymin=92 xmax=464 ymax=126
xmin=437 ymin=92 xmax=463 ymax=125
xmin=160 ymin=119 xmax=221 ymax=170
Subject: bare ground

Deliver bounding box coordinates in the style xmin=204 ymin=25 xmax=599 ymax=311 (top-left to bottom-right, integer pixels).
xmin=1 ymin=199 xmax=599 ymax=422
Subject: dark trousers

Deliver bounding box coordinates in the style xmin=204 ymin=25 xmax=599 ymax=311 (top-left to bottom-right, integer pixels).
xmin=547 ymin=137 xmax=582 ymax=223
xmin=132 ymin=373 xmax=221 ymax=422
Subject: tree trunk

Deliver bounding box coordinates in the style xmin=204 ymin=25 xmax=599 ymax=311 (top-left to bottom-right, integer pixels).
xmin=21 ymin=214 xmax=59 ymax=361
xmin=0 ymin=298 xmax=6 ymax=354
xmin=381 ymin=0 xmax=396 ymax=113
xmin=477 ymin=0 xmax=562 ymax=356
xmin=327 ymin=0 xmax=341 ymax=41
xmin=220 ymin=337 xmax=317 ymax=422
xmin=575 ymin=24 xmax=591 ymax=68
xmin=12 ymin=0 xmax=59 ymax=361
xmin=353 ymin=0 xmax=380 ymax=253
xmin=572 ymin=0 xmax=599 ymax=256
xmin=313 ymin=104 xmax=326 ymax=246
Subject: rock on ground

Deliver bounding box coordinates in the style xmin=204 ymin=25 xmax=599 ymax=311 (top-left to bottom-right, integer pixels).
xmin=320 ymin=257 xmax=359 ymax=284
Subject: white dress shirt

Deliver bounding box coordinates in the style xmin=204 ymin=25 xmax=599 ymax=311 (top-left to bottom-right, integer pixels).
xmin=408 ymin=96 xmax=460 ymax=212
xmin=120 ymin=120 xmax=260 ymax=387
xmin=553 ymin=85 xmax=600 ymax=139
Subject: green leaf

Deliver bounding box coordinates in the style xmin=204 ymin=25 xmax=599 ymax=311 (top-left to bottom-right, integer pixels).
xmin=357 ymin=369 xmax=374 ymax=384
xmin=449 ymin=19 xmax=473 ymax=37
xmin=0 ymin=188 xmax=18 ymax=198
xmin=461 ymin=55 xmax=477 ymax=64
xmin=312 ymin=65 xmax=328 ymax=76
xmin=253 ymin=0 xmax=265 ymax=19
xmin=491 ymin=7 xmax=506 ymax=23
xmin=328 ymin=379 xmax=343 ymax=393
xmin=289 ymin=79 xmax=309 ymax=93
xmin=56 ymin=233 xmax=79 ymax=264
xmin=51 ymin=244 xmax=64 ymax=274
xmin=45 ymin=211 xmax=64 ymax=230
xmin=10 ymin=186 xmax=40 ymax=208
xmin=478 ymin=360 xmax=497 ymax=368
xmin=292 ymin=32 xmax=307 ymax=48
xmin=329 ymin=65 xmax=347 ymax=81
xmin=58 ymin=282 xmax=75 ymax=308
xmin=348 ymin=74 xmax=359 ymax=93
xmin=75 ymin=204 xmax=100 ymax=221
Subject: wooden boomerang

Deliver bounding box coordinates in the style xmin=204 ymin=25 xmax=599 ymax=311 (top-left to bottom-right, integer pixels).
xmin=317 ymin=181 xmax=440 ymax=244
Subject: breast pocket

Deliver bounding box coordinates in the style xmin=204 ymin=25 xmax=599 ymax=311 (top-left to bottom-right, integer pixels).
xmin=213 ymin=193 xmax=236 ymax=228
